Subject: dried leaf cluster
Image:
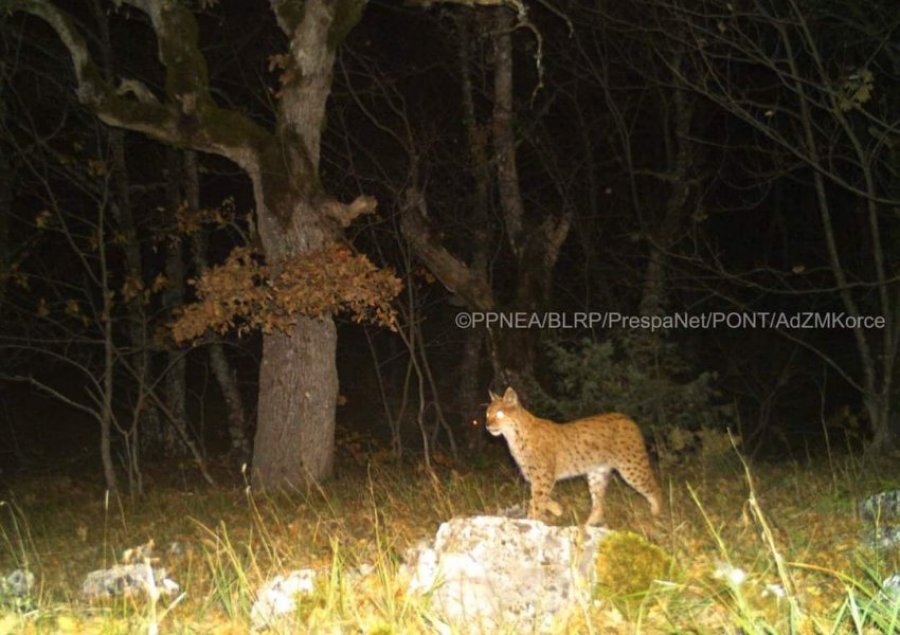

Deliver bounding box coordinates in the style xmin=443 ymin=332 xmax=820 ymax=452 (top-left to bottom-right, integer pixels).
xmin=175 ymin=197 xmax=237 ymax=235
xmin=171 ymin=244 xmax=402 ymax=343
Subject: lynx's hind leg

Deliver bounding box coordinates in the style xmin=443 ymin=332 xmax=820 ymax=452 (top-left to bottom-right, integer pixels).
xmin=617 ymin=461 xmax=662 ymax=517
xmin=586 ymin=468 xmax=612 ymax=526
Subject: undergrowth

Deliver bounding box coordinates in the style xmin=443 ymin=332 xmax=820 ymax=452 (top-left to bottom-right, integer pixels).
xmin=0 ymin=446 xmax=898 ymax=633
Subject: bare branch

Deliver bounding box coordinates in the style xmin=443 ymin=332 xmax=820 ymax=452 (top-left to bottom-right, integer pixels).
xmin=322 ymin=194 xmax=377 ymax=228
xmin=399 ymin=189 xmax=495 ymax=311
xmin=9 ymin=0 xmax=274 ymax=172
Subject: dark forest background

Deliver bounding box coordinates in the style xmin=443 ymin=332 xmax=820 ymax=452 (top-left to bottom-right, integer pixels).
xmin=1 ymin=0 xmax=898 ymax=495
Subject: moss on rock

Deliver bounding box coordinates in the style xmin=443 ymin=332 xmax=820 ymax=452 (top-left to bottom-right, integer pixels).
xmin=594 ymin=531 xmax=677 ymax=610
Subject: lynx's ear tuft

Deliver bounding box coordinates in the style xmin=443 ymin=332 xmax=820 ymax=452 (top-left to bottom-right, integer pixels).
xmin=502 ymin=387 xmax=519 ymax=405
xmin=488 ymin=389 xmax=499 ymax=401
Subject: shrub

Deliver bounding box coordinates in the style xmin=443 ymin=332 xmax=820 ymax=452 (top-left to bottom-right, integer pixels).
xmin=594 ymin=531 xmax=676 ymax=612
xmin=536 ymin=334 xmax=732 ymax=431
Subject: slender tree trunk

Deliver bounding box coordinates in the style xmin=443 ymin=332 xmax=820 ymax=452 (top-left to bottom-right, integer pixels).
xmin=162 ymin=148 xmax=188 ymax=457
xmin=458 ymin=329 xmax=485 ymax=449
xmin=779 ymin=27 xmax=889 ymax=451
xmin=637 ymin=54 xmax=694 ymax=328
xmin=0 ymin=151 xmax=9 ymax=265
xmin=624 ymin=51 xmax=695 ymax=381
xmin=865 ymin=393 xmax=892 ymax=451
xmin=108 ymin=128 xmax=161 ymax=455
xmin=208 ymin=344 xmax=250 ymax=460
xmin=183 ymin=151 xmax=251 ymax=460
xmin=94 ymin=0 xmax=161 ymax=456
xmin=97 ymin=187 xmax=118 ymax=496
xmin=487 ymin=7 xmax=570 ymax=398
xmin=457 ymin=11 xmax=491 ymax=449
xmin=492 ymin=7 xmax=524 ymax=254
xmin=400 ymin=6 xmax=570 ymax=407
xmin=0 ymin=148 xmax=11 ymax=311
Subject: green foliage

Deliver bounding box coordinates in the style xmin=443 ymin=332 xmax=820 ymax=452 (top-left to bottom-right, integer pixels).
xmin=655 ymin=425 xmax=740 ymax=471
xmin=594 ymin=531 xmax=676 ymax=610
xmin=536 ymin=334 xmax=734 ymax=433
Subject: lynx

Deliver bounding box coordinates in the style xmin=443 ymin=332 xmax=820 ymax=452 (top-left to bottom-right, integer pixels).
xmin=485 ymin=387 xmax=661 ymax=525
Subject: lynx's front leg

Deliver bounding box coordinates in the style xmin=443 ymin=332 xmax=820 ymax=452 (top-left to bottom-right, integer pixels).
xmin=528 ymin=473 xmax=563 ymax=520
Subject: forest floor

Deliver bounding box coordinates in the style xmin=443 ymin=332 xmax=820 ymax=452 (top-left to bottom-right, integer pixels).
xmin=0 ymin=439 xmax=898 ymax=634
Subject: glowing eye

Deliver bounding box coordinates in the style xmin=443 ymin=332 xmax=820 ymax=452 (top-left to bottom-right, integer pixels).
xmin=495 ymin=410 xmax=505 ymax=419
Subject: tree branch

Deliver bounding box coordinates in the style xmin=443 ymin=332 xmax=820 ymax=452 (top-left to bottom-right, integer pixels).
xmin=399 ymin=188 xmax=495 ymax=310
xmin=9 ymin=0 xmax=274 ymax=172
xmin=322 ymin=194 xmax=377 ymax=228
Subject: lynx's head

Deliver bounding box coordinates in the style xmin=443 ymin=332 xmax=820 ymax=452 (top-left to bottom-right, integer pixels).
xmin=485 ymin=387 xmax=522 ymax=436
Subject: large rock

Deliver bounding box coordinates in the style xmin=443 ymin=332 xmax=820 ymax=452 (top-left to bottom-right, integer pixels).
xmin=408 ymin=515 xmax=607 ymax=633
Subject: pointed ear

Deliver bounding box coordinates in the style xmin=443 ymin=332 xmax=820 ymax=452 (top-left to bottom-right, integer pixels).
xmin=502 ymin=387 xmax=518 ymax=405
xmin=488 ymin=389 xmax=499 ymax=401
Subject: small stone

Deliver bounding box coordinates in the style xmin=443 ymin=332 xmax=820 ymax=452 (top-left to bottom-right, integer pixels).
xmin=82 ymin=564 xmax=179 ymax=601
xmin=860 ymin=491 xmax=900 ymax=521
xmin=864 ymin=526 xmax=900 ymax=551
xmin=1 ymin=569 xmax=35 ymax=597
xmin=250 ymin=569 xmax=316 ymax=631
xmin=713 ymin=561 xmax=747 ymax=586
xmin=882 ymin=574 xmax=900 ymax=602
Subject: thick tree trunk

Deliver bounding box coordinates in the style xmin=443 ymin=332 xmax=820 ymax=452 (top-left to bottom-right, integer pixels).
xmin=247 ymin=158 xmax=342 ymax=488
xmin=248 ymin=0 xmax=358 ymax=488
xmin=864 ymin=391 xmax=899 ymax=453
xmin=253 ymin=317 xmax=338 ymax=486
xmin=13 ymin=0 xmax=368 ymax=491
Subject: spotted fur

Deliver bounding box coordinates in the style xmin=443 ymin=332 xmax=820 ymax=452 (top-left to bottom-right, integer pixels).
xmin=485 ymin=387 xmax=662 ymax=525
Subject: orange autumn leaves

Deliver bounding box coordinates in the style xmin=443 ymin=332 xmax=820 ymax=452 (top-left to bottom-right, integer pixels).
xmin=171 ymin=244 xmax=401 ymax=342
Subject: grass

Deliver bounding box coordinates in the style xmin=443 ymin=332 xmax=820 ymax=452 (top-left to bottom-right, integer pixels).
xmin=0 ymin=443 xmax=898 ymax=634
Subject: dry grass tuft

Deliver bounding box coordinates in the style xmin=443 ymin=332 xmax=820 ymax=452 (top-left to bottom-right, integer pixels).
xmin=0 ymin=446 xmax=898 ymax=633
